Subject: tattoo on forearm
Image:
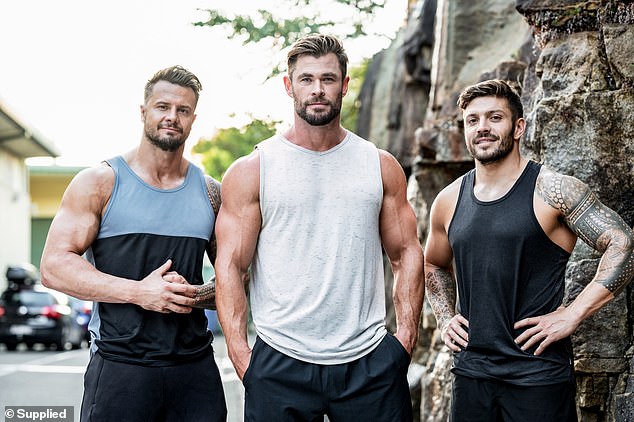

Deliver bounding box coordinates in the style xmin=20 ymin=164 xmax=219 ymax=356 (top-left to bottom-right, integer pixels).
xmin=425 ymin=269 xmax=457 ymax=329
xmin=193 ymin=280 xmax=216 ymax=309
xmin=538 ymin=171 xmax=634 ymax=294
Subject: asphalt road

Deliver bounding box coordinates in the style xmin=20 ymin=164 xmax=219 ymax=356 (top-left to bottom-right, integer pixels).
xmin=0 ymin=336 xmax=244 ymax=422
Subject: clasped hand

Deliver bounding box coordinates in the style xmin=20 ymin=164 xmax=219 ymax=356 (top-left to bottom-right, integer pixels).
xmin=136 ymin=259 xmax=197 ymax=313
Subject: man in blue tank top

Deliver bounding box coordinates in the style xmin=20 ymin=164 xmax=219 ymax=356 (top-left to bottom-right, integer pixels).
xmin=424 ymin=79 xmax=634 ymax=421
xmin=40 ymin=66 xmax=226 ymax=421
xmin=215 ymin=34 xmax=425 ymax=421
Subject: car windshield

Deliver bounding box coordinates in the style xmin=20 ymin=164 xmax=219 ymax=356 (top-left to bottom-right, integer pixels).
xmin=3 ymin=291 xmax=54 ymax=306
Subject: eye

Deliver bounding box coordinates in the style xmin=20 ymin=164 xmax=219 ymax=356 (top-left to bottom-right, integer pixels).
xmin=490 ymin=115 xmax=502 ymax=121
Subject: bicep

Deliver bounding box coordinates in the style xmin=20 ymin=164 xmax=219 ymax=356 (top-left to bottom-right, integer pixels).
xmin=378 ymin=153 xmax=420 ymax=261
xmin=44 ymin=170 xmax=110 ymax=258
xmin=424 ymin=192 xmax=456 ymax=272
xmin=543 ymin=173 xmax=633 ymax=252
xmin=215 ymin=156 xmax=262 ymax=273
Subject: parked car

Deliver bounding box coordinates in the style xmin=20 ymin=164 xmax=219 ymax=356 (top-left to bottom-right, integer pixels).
xmin=68 ymin=296 xmax=93 ymax=343
xmin=0 ymin=284 xmax=85 ymax=351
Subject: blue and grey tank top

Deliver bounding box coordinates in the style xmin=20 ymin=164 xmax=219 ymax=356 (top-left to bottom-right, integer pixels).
xmin=448 ymin=160 xmax=574 ymax=385
xmin=86 ymin=156 xmax=214 ymax=366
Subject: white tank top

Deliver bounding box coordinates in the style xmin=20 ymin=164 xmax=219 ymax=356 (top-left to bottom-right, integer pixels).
xmin=251 ymin=132 xmax=387 ymax=364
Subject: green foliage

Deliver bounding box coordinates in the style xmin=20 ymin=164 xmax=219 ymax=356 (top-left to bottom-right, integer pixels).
xmin=192 ymin=118 xmax=279 ymax=180
xmin=193 ymin=0 xmax=387 ymax=77
xmin=341 ymin=58 xmax=369 ymax=132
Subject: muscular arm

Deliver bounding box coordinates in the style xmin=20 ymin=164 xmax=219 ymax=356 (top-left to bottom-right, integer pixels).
xmin=215 ymin=152 xmax=261 ymax=380
xmin=189 ymin=176 xmax=221 ymax=309
xmin=423 ymin=179 xmax=469 ymax=352
xmin=379 ymin=151 xmax=425 ymax=355
xmin=40 ymin=165 xmax=197 ymax=313
xmin=515 ymin=169 xmax=634 ymax=354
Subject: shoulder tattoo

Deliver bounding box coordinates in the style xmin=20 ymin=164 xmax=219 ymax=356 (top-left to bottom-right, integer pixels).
xmin=537 ymin=170 xmax=634 ymax=293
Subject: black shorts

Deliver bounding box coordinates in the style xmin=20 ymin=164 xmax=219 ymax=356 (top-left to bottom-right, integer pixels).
xmin=451 ymin=374 xmax=577 ymax=422
xmin=80 ymin=351 xmax=227 ymax=422
xmin=243 ymin=333 xmax=412 ymax=422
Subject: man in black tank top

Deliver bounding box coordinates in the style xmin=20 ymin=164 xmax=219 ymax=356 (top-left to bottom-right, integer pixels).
xmin=424 ymin=80 xmax=634 ymax=421
xmin=40 ymin=66 xmax=226 ymax=421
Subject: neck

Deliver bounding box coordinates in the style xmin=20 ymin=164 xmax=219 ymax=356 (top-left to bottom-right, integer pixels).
xmin=472 ymin=154 xmax=528 ymax=202
xmin=284 ymin=119 xmax=347 ymax=152
xmin=123 ymin=142 xmax=188 ymax=189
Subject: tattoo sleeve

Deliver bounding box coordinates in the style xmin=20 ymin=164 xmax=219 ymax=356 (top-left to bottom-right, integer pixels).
xmin=538 ymin=171 xmax=634 ymax=295
xmin=195 ymin=175 xmax=222 ymax=310
xmin=193 ymin=277 xmax=217 ymax=310
xmin=425 ymin=268 xmax=458 ymax=330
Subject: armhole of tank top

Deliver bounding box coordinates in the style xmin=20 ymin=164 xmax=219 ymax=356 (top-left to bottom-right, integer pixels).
xmin=374 ymin=146 xmax=384 ymax=201
xmin=200 ymin=172 xmax=216 ymax=225
xmin=256 ymin=143 xmax=266 ymax=210
xmin=446 ymin=174 xmax=470 ymax=238
xmin=100 ymin=158 xmax=119 ymax=228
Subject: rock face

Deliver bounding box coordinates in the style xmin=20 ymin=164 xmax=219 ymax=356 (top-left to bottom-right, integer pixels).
xmin=357 ymin=1 xmax=634 ymax=420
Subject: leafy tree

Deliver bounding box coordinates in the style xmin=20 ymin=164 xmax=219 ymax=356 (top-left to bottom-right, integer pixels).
xmin=192 ymin=118 xmax=279 ymax=180
xmin=341 ymin=58 xmax=369 ymax=131
xmin=193 ymin=0 xmax=388 ymax=77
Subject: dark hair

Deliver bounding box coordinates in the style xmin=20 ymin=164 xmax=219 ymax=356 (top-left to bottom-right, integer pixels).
xmin=287 ymin=34 xmax=348 ymax=79
xmin=457 ymin=79 xmax=523 ymax=122
xmin=144 ymin=65 xmax=203 ymax=105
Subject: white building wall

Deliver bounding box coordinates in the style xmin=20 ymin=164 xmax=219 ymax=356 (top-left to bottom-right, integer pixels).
xmin=0 ymin=151 xmax=31 ymax=290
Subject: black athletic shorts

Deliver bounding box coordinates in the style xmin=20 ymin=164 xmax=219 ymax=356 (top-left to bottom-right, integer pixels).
xmin=80 ymin=351 xmax=227 ymax=422
xmin=243 ymin=333 xmax=412 ymax=422
xmin=450 ymin=374 xmax=577 ymax=422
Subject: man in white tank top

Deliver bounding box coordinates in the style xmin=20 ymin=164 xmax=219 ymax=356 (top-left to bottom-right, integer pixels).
xmin=216 ymin=34 xmax=425 ymax=421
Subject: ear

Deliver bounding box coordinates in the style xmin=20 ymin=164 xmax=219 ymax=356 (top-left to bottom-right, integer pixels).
xmin=283 ymin=75 xmax=293 ymax=98
xmin=342 ymin=75 xmax=350 ymax=97
xmin=140 ymin=105 xmax=146 ymax=122
xmin=514 ymin=118 xmax=526 ymax=140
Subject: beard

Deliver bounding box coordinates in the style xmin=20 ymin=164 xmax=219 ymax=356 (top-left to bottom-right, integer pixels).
xmin=295 ymin=92 xmax=343 ymax=126
xmin=467 ymin=129 xmax=515 ymax=165
xmin=144 ymin=124 xmax=186 ymax=152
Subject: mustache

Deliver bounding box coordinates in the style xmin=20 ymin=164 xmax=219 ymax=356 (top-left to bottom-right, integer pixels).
xmin=304 ymin=98 xmax=331 ymax=106
xmin=474 ymin=133 xmax=500 ymax=142
xmin=159 ymin=123 xmax=183 ymax=133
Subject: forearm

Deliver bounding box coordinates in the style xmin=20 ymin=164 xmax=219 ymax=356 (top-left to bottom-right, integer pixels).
xmin=392 ymin=248 xmax=425 ymax=347
xmin=216 ymin=267 xmax=251 ymax=359
xmin=192 ymin=278 xmax=217 ymax=310
xmin=41 ymin=251 xmax=136 ymax=303
xmin=590 ymin=231 xmax=634 ymax=296
xmin=424 ymin=265 xmax=458 ymax=331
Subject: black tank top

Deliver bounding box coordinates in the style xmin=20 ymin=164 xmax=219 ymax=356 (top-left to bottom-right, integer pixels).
xmin=448 ymin=161 xmax=573 ymax=385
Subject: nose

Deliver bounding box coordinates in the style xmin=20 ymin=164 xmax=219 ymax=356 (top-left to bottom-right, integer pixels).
xmin=311 ymin=81 xmax=325 ymax=97
xmin=164 ymin=106 xmax=178 ymax=122
xmin=476 ymin=117 xmax=490 ymax=134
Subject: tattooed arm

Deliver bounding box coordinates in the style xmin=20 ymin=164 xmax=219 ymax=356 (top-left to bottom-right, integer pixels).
xmin=193 ymin=176 xmax=221 ymax=309
xmin=515 ymin=167 xmax=634 ymax=355
xmin=424 ymin=180 xmax=469 ymax=352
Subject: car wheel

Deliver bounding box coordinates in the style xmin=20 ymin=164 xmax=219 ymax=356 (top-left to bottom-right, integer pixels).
xmin=5 ymin=341 xmax=18 ymax=351
xmin=55 ymin=328 xmax=70 ymax=351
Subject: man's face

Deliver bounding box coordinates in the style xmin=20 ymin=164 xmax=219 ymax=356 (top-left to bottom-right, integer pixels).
xmin=284 ymin=53 xmax=349 ymax=126
xmin=141 ymin=80 xmax=197 ymax=152
xmin=462 ymin=96 xmax=523 ymax=165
